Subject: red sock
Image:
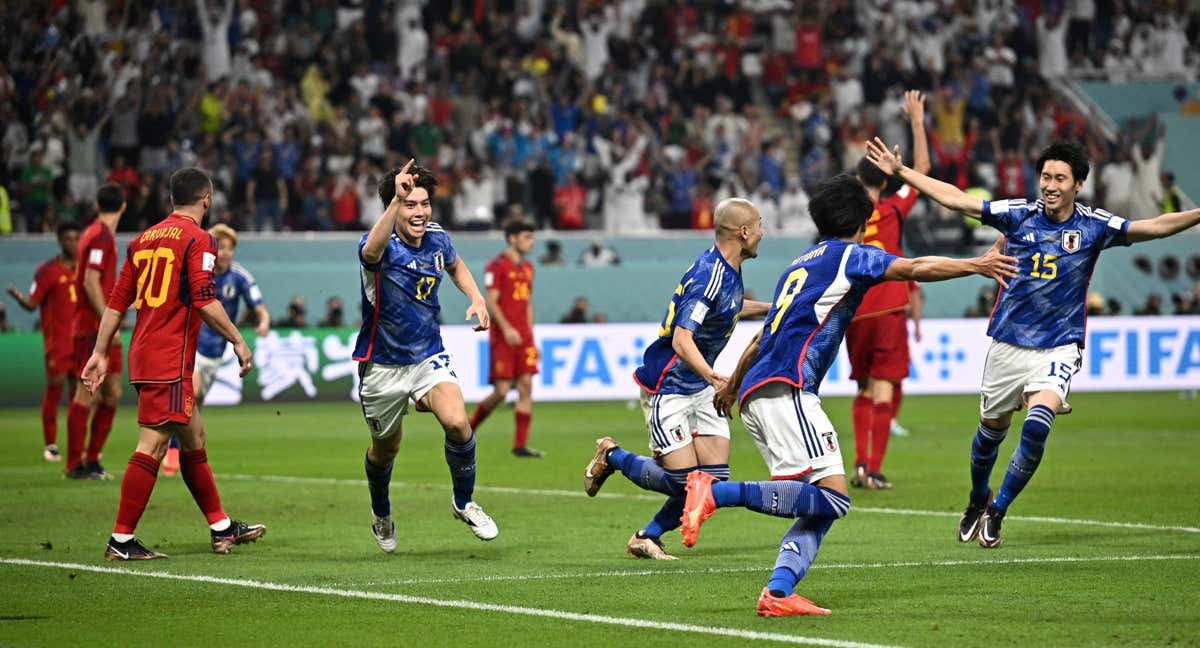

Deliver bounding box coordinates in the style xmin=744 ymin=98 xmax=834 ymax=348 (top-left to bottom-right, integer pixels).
xmin=113 ymin=452 xmax=160 ymax=534
xmin=891 ymin=383 xmax=903 ymax=417
xmin=469 ymin=400 xmax=494 ymax=430
xmin=86 ymin=404 xmax=116 ymax=463
xmin=868 ymin=401 xmax=895 ymax=474
xmin=41 ymin=383 xmax=64 ymax=446
xmin=179 ymin=448 xmax=227 ymax=525
xmin=66 ymin=402 xmax=89 ymax=469
xmin=851 ymin=395 xmax=872 ymax=467
xmin=514 ymin=411 xmax=531 ymax=449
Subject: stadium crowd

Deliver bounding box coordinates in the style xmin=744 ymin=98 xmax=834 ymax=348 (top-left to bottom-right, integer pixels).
xmin=0 ymin=0 xmax=1197 ymax=239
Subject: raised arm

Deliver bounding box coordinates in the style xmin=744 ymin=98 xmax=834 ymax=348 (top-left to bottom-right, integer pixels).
xmin=1125 ymin=208 xmax=1200 ymax=243
xmin=902 ymin=90 xmax=931 ymax=175
xmin=883 ymin=239 xmax=1018 ymax=287
xmin=447 ymin=259 xmax=490 ymax=331
xmin=361 ymin=160 xmax=413 ymax=265
xmin=865 ymin=137 xmax=983 ymax=216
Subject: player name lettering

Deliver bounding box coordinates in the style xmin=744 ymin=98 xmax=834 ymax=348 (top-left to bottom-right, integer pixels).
xmin=792 ymin=244 xmax=827 ymax=265
xmin=139 ymin=227 xmax=184 ymax=243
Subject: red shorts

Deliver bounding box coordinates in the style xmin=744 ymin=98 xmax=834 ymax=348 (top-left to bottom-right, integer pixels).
xmin=846 ymin=310 xmax=910 ymax=382
xmin=488 ymin=339 xmax=540 ymax=382
xmin=73 ymin=335 xmax=123 ymax=376
xmin=45 ymin=342 xmax=74 ymax=377
xmin=135 ymin=379 xmax=194 ymax=427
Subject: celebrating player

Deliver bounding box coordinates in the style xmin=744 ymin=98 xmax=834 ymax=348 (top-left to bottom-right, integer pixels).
xmin=846 ymin=89 xmax=930 ymax=490
xmin=161 ymin=224 xmax=269 ymax=477
xmin=866 ymin=137 xmax=1200 ymax=548
xmin=681 ymin=174 xmax=1017 ymax=616
xmin=65 ymin=184 xmax=126 ymax=480
xmin=7 ymin=223 xmax=81 ymax=461
xmin=582 ymin=199 xmax=770 ymax=560
xmin=468 ymin=218 xmax=542 ymax=458
xmin=84 ymin=167 xmax=265 ymax=560
xmin=354 ymin=160 xmax=497 ymax=553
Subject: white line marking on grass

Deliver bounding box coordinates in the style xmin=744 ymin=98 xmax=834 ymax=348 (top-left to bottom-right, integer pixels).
xmin=0 ymin=558 xmax=897 ymax=648
xmin=218 ymin=473 xmax=1200 ymax=534
xmin=349 ymin=553 xmax=1200 ymax=587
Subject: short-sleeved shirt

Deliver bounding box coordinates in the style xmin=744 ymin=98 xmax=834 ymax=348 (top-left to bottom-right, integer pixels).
xmin=74 ymin=220 xmax=118 ymax=337
xmin=28 ymin=257 xmax=76 ymax=354
xmin=353 ymin=224 xmax=458 ymax=365
xmin=739 ymin=240 xmax=897 ymax=404
xmin=107 ymin=214 xmax=219 ymax=383
xmin=980 ymin=199 xmax=1130 ymax=349
xmin=854 ymin=184 xmax=918 ymax=320
xmin=484 ymin=252 xmax=534 ymax=341
xmin=634 ymin=246 xmax=745 ymax=396
xmin=197 ymin=262 xmax=263 ymax=359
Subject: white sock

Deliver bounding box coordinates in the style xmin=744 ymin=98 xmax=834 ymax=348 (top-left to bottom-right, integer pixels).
xmin=111 ymin=533 xmax=134 ymax=543
xmin=210 ymin=517 xmax=231 ymax=532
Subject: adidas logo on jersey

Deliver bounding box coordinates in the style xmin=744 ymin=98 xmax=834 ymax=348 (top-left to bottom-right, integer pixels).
xmin=1022 ymin=233 xmax=1036 ymax=243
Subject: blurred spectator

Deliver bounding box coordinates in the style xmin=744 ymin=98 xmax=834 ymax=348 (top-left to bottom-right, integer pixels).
xmin=0 ymin=303 xmax=11 ymax=332
xmin=246 ymin=149 xmax=288 ymax=231
xmin=274 ymin=295 xmax=308 ymax=328
xmin=318 ymin=297 xmax=345 ymax=328
xmin=560 ymin=297 xmax=590 ymax=324
xmin=538 ymin=240 xmax=565 ymax=267
xmin=20 ymin=151 xmax=54 ymax=232
xmin=578 ymin=239 xmax=620 ymax=267
xmin=1159 ymin=172 xmax=1183 ymax=214
xmin=1135 ymin=294 xmax=1163 ymax=316
xmin=964 ymin=286 xmax=998 ymax=318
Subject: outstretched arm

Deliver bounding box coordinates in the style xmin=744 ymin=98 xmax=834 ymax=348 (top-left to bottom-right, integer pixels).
xmin=447 ymin=259 xmax=490 ymax=331
xmin=865 ymin=137 xmax=983 ymax=216
xmin=883 ymin=238 xmax=1018 ymax=287
xmin=1126 ymin=208 xmax=1200 ymax=243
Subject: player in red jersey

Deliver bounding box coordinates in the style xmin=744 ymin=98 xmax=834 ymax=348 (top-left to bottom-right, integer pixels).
xmin=82 ymin=167 xmax=265 ymax=561
xmin=7 ymin=223 xmax=81 ymax=461
xmin=64 ymin=185 xmax=127 ymax=480
xmin=468 ymin=219 xmax=541 ymax=457
xmin=846 ymin=90 xmax=930 ymax=490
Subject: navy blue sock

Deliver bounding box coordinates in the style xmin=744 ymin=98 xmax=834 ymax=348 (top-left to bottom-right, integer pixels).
xmin=993 ymin=405 xmax=1054 ymax=512
xmin=364 ymin=452 xmax=393 ymax=518
xmin=718 ymin=480 xmax=850 ymax=520
xmin=608 ymin=447 xmax=684 ymax=496
xmin=970 ymin=421 xmax=1009 ymax=503
xmin=767 ymin=517 xmax=834 ymax=597
xmin=444 ymin=434 xmax=477 ymax=510
xmin=168 ymin=434 xmax=179 ymax=450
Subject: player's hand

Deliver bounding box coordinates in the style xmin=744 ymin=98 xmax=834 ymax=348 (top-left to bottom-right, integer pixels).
xmin=913 ymin=323 xmax=922 ymax=343
xmin=707 ymin=371 xmax=730 ymax=394
xmin=975 ymin=244 xmax=1019 ymax=289
xmin=713 ymin=382 xmax=738 ymax=418
xmin=233 ymin=341 xmax=254 ymax=377
xmin=394 ymin=159 xmax=415 ymax=203
xmin=503 ymin=327 xmax=522 ymax=346
xmin=901 ymin=90 xmax=926 ymax=123
xmin=865 ymin=137 xmax=903 ymax=177
xmin=467 ymin=298 xmax=490 ymax=332
xmin=5 ymin=284 xmax=21 ymax=299
xmin=81 ymin=353 xmax=108 ymax=393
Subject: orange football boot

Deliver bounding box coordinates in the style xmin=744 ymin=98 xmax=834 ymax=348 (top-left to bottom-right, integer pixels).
xmin=679 ymin=470 xmax=718 ymax=548
xmin=756 ymin=588 xmax=831 ymax=617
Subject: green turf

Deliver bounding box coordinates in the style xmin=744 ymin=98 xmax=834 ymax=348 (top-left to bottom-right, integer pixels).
xmin=1 ymin=393 xmax=1198 ymax=647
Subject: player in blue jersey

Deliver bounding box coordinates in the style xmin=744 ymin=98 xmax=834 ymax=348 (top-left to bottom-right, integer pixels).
xmin=162 ymin=224 xmax=271 ymax=476
xmin=582 ymin=198 xmax=770 ymax=560
xmin=865 ymin=138 xmax=1200 ymax=548
xmin=678 ymin=174 xmax=1017 ymax=616
xmin=354 ymin=160 xmax=496 ymax=553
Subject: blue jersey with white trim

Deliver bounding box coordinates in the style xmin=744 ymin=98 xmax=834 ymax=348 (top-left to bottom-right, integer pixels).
xmin=353 ymin=224 xmax=458 ymax=365
xmin=634 ymin=246 xmax=744 ymax=395
xmin=981 ymin=199 xmax=1129 ymax=349
xmin=197 ymin=262 xmax=263 ymax=359
xmin=739 ymin=240 xmax=896 ymax=402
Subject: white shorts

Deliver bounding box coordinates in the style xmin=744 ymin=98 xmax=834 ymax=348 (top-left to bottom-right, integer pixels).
xmin=980 ymin=340 xmax=1081 ymax=419
xmin=358 ymin=352 xmax=459 ymax=440
xmin=639 ymin=386 xmax=730 ymax=456
xmin=741 ymin=382 xmax=844 ymax=482
xmin=194 ymin=353 xmax=224 ymax=400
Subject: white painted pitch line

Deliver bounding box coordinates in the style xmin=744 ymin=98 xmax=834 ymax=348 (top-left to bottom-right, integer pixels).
xmin=218 ymin=473 xmax=1200 ymax=534
xmin=0 ymin=558 xmax=898 ymax=648
xmin=347 ymin=553 xmax=1200 ymax=588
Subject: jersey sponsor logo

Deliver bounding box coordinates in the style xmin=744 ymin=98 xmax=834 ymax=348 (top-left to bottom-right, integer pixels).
xmin=433 ymin=252 xmax=444 ymax=274
xmin=202 ymin=252 xmax=216 ymax=271
xmin=89 ymin=248 xmax=104 ymax=264
xmin=1062 ymin=230 xmax=1082 ymax=253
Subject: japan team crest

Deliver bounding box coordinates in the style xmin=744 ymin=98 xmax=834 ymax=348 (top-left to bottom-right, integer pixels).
xmin=433 ymin=251 xmax=444 ymax=273
xmin=821 ymin=431 xmax=838 ymax=453
xmin=1061 ymin=230 xmax=1082 ymax=253
xmin=670 ymin=425 xmax=686 ymax=443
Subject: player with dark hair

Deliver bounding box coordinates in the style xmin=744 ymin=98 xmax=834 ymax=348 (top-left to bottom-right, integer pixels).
xmin=866 ymin=137 xmax=1200 ymax=548
xmin=84 ymin=167 xmax=265 ymax=560
xmin=356 ymin=161 xmax=497 ymax=553
xmin=846 ymin=89 xmax=930 ymax=490
xmin=469 ymin=218 xmax=542 ymax=457
xmin=681 ymin=174 xmax=1017 ymax=615
xmin=7 ymin=223 xmax=82 ymax=461
xmin=64 ymin=184 xmax=127 ymax=479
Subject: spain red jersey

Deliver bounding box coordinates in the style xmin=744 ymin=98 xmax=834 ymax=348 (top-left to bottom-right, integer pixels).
xmin=484 ymin=253 xmax=533 ymax=338
xmin=28 ymin=257 xmax=77 ymax=353
xmin=73 ymin=220 xmax=118 ymax=337
xmin=107 ymin=214 xmax=218 ymax=383
xmin=854 ymin=184 xmax=919 ymax=320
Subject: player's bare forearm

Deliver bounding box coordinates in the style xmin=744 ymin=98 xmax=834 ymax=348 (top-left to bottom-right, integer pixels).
xmin=897 ymin=165 xmax=981 ymax=216
xmin=738 ymin=300 xmax=771 ymax=319
xmin=84 ymin=269 xmax=107 ymax=318
xmin=672 ymin=327 xmax=719 ymax=385
xmin=887 ymin=251 xmax=1018 ymax=285
xmin=200 ymin=300 xmax=245 ymax=346
xmin=1126 ymin=208 xmax=1200 ymax=243
xmin=92 ymin=307 xmax=124 ymax=355
xmin=255 ymin=305 xmax=270 ymax=333
xmin=910 ymin=120 xmax=931 ymax=176
xmin=449 ymin=260 xmax=484 ymax=304
xmin=7 ymin=286 xmax=36 ymax=311
xmin=360 ymin=199 xmax=402 ymax=265
xmin=485 ymin=288 xmax=514 ymax=334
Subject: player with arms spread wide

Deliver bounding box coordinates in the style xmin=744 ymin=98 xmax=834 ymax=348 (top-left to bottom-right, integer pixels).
xmin=681 ymin=174 xmax=1017 ymax=616
xmin=468 ymin=218 xmax=542 ymax=458
xmin=865 ymin=137 xmax=1200 ymax=548
xmin=355 ymin=160 xmax=498 ymax=553
xmin=7 ymin=223 xmax=80 ymax=462
xmin=84 ymin=167 xmax=266 ymax=561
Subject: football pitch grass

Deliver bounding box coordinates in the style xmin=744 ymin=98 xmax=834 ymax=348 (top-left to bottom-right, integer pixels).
xmin=1 ymin=392 xmax=1197 ymax=647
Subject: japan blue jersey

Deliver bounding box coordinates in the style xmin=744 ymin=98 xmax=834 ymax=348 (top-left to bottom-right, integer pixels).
xmin=634 ymin=247 xmax=744 ymax=395
xmin=981 ymin=199 xmax=1129 ymax=349
xmin=197 ymin=262 xmax=263 ymax=359
xmin=353 ymin=224 xmax=457 ymax=365
xmin=739 ymin=240 xmax=896 ymax=403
